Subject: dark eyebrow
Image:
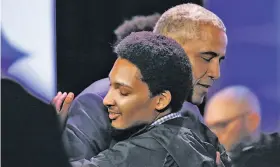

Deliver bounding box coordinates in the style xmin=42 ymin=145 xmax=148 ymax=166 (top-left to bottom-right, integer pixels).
xmin=200 ymin=51 xmax=219 ymax=57
xmin=116 ymin=82 xmax=133 ymax=89
xmin=108 ymin=76 xmax=133 ymax=89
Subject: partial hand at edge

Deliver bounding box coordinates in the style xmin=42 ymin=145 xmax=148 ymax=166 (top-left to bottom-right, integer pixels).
xmin=51 ymin=91 xmax=75 ymax=129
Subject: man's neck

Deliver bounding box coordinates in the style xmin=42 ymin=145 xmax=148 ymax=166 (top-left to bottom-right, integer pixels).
xmin=110 ymin=109 xmax=172 ymax=143
xmin=155 ymin=108 xmax=172 ymax=121
xmin=110 ymin=123 xmax=147 ymax=143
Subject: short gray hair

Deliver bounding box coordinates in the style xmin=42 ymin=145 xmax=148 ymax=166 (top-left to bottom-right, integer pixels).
xmin=153 ymin=3 xmax=226 ymax=44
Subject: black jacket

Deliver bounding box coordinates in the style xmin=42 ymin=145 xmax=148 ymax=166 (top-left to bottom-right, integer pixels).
xmin=71 ymin=115 xmax=230 ymax=167
xmin=230 ymin=132 xmax=280 ymax=167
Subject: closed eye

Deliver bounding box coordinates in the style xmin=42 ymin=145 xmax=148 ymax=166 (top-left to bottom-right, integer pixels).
xmin=200 ymin=51 xmax=218 ymax=62
xmin=119 ymin=90 xmax=129 ymax=96
xmin=119 ymin=86 xmax=131 ymax=96
xmin=202 ymin=56 xmax=212 ymax=62
xmin=201 ymin=54 xmax=215 ymax=62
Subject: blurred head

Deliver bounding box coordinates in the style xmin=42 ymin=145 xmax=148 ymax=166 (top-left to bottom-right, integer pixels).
xmin=103 ymin=31 xmax=193 ymax=130
xmin=114 ymin=13 xmax=161 ymax=44
xmin=154 ymin=3 xmax=228 ymax=105
xmin=204 ymin=86 xmax=261 ymax=151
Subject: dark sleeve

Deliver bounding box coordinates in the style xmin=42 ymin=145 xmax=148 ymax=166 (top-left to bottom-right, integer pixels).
xmin=63 ymin=93 xmax=112 ymax=161
xmin=70 ymin=137 xmax=167 ymax=167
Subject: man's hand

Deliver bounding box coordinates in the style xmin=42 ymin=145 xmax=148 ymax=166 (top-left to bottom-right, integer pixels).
xmin=51 ymin=92 xmax=75 ymax=128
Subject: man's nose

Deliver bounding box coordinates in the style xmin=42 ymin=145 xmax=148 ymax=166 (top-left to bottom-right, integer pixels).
xmin=208 ymin=60 xmax=221 ymax=80
xmin=103 ymin=89 xmax=115 ymax=107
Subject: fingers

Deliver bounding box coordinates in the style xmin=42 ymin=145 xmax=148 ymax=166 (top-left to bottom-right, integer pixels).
xmin=51 ymin=92 xmax=67 ymax=113
xmin=50 ymin=91 xmax=74 ymax=130
xmin=51 ymin=92 xmax=61 ymax=111
xmin=60 ymin=92 xmax=74 ymax=115
xmin=59 ymin=92 xmax=75 ymax=129
xmin=51 ymin=92 xmax=61 ymax=105
xmin=55 ymin=92 xmax=67 ymax=112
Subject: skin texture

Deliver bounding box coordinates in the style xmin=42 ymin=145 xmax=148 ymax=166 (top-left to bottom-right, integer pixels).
xmin=103 ymin=58 xmax=171 ymax=129
xmin=180 ymin=24 xmax=227 ymax=105
xmin=51 ymin=91 xmax=74 ymax=128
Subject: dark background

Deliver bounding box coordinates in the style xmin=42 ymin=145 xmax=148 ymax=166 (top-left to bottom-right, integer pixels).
xmin=56 ymin=0 xmax=204 ymax=95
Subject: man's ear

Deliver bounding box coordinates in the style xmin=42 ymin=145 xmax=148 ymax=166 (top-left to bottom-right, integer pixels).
xmin=155 ymin=90 xmax=172 ymax=111
xmin=247 ymin=112 xmax=260 ymax=133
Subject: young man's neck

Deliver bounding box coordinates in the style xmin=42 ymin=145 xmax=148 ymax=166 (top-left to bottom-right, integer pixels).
xmin=155 ymin=108 xmax=172 ymax=120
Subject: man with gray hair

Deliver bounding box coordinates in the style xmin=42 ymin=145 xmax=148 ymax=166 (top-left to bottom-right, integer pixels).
xmin=205 ymin=85 xmax=280 ymax=167
xmin=154 ymin=3 xmax=227 ymax=105
xmin=54 ymin=3 xmax=230 ymax=166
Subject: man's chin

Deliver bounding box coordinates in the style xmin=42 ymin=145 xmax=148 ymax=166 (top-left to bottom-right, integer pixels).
xmin=109 ymin=123 xmax=147 ymax=142
xmin=110 ymin=122 xmax=125 ymax=130
xmin=186 ymin=88 xmax=205 ymax=105
xmin=191 ymin=94 xmax=205 ymax=105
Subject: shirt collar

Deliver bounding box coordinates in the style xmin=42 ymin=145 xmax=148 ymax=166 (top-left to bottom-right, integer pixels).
xmin=151 ymin=112 xmax=181 ymax=126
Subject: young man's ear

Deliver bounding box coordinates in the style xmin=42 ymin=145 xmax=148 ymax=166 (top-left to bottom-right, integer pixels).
xmin=155 ymin=90 xmax=172 ymax=111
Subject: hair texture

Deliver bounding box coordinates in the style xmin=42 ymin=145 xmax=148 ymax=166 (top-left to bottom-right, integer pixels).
xmin=115 ymin=31 xmax=193 ymax=112
xmin=153 ymin=3 xmax=226 ymax=45
xmin=114 ymin=13 xmax=161 ymax=44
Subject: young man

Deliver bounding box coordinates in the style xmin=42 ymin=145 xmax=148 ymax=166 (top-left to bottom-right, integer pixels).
xmin=54 ymin=3 xmax=229 ymax=165
xmin=55 ymin=13 xmax=162 ymax=161
xmin=70 ymin=31 xmax=218 ymax=167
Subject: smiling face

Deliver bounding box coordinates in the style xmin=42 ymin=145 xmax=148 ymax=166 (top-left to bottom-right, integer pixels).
xmin=103 ymin=58 xmax=162 ymax=130
xmin=182 ymin=24 xmax=228 ymax=104
xmin=104 ymin=31 xmax=193 ymax=130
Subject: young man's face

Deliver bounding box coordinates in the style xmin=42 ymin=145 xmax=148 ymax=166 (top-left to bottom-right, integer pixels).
xmin=181 ymin=24 xmax=228 ymax=104
xmin=103 ymin=58 xmax=159 ymax=130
